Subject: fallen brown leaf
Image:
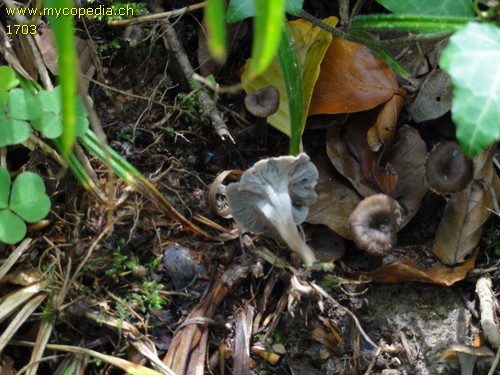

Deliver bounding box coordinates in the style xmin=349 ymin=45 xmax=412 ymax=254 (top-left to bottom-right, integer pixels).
xmin=306 ymin=151 xmax=361 ymax=239
xmin=364 ymin=252 xmax=477 ymax=286
xmin=431 ymin=145 xmax=496 ymax=265
xmin=367 ymin=95 xmax=404 ymax=152
xmin=308 ymin=36 xmax=401 ymax=116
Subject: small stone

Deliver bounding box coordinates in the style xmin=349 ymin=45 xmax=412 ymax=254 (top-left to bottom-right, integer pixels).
xmin=381 ymin=369 xmax=401 ymax=375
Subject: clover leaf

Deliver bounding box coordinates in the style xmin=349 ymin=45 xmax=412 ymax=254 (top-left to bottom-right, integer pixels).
xmin=31 ymin=85 xmax=90 ymax=139
xmin=0 ymin=66 xmax=20 ymax=95
xmin=0 ymin=88 xmax=42 ymax=147
xmin=0 ymin=167 xmax=51 ymax=244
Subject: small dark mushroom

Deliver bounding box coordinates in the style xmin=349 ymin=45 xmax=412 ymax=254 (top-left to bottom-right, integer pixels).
xmin=442 ymin=344 xmax=493 ymax=375
xmin=425 ymin=141 xmax=474 ymax=194
xmin=349 ymin=194 xmax=402 ymax=255
xmin=123 ymin=25 xmax=145 ymax=47
xmin=244 ymin=86 xmax=280 ymax=117
xmin=226 ymin=153 xmax=318 ymax=265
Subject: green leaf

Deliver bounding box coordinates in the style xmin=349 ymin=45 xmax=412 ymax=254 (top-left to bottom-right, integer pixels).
xmin=376 ymin=0 xmax=474 ymax=17
xmin=227 ymin=0 xmax=304 ymax=22
xmin=0 ymin=210 xmax=26 ymax=244
xmin=0 ymin=118 xmax=32 ymax=147
xmin=0 ymin=167 xmax=10 ymax=209
xmin=440 ymin=22 xmax=500 ymax=157
xmin=10 ymin=172 xmax=51 ymax=223
xmin=226 ymin=0 xmax=253 ymax=23
xmin=75 ymin=116 xmax=89 ymax=138
xmin=0 ymin=66 xmax=20 ymax=92
xmin=37 ymin=86 xmax=62 ymax=113
xmin=32 ymin=112 xmax=63 ymax=139
xmin=205 ymin=0 xmax=227 ymax=62
xmin=248 ymin=0 xmax=287 ymax=78
xmin=8 ymin=88 xmax=41 ymax=120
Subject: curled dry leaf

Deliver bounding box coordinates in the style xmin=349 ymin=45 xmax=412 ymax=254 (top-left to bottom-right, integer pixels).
xmin=306 ymin=151 xmax=361 ymax=239
xmin=326 ymin=110 xmax=393 ymax=197
xmin=308 ymin=36 xmax=403 ymax=116
xmin=367 ymin=95 xmax=404 ymax=152
xmin=363 ymin=252 xmax=477 ymax=286
xmin=385 ymin=125 xmax=429 ymax=227
xmin=432 ymin=145 xmax=496 ymax=265
xmin=406 ymin=66 xmax=452 ymax=122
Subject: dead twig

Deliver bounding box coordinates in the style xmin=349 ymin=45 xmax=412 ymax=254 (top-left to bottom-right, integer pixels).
xmin=109 ymin=2 xmax=206 ymax=26
xmin=161 ymin=19 xmax=234 ymax=142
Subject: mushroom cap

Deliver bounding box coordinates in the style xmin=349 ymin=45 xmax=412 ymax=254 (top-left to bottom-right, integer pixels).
xmin=226 ymin=153 xmax=318 ymax=265
xmin=425 ymin=141 xmax=474 ymax=194
xmin=244 ymin=86 xmax=280 ymax=117
xmin=442 ymin=344 xmax=494 ymax=375
xmin=349 ymin=194 xmax=402 ymax=255
xmin=226 ymin=153 xmax=318 ymax=234
xmin=123 ymin=25 xmax=145 ymax=47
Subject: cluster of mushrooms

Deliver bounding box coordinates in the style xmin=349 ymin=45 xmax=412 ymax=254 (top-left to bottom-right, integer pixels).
xmin=225 ymin=140 xmax=475 ymax=265
xmin=226 ymin=88 xmax=492 ymax=372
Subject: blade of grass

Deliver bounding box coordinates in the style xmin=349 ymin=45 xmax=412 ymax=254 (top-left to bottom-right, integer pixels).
xmin=44 ymin=0 xmax=78 ymax=159
xmin=204 ymin=0 xmax=227 ymax=62
xmin=277 ymin=19 xmax=303 ymax=155
xmin=249 ymin=0 xmax=287 ymax=78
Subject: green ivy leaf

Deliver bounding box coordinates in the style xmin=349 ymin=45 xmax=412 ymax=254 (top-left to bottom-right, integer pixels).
xmin=0 ymin=66 xmax=20 ymax=92
xmin=0 ymin=117 xmax=32 ymax=147
xmin=0 ymin=210 xmax=26 ymax=244
xmin=0 ymin=167 xmax=10 ymax=209
xmin=440 ymin=22 xmax=500 ymax=157
xmin=8 ymin=88 xmax=42 ymax=120
xmin=9 ymin=172 xmax=51 ymax=223
xmin=227 ymin=0 xmax=304 ymax=22
xmin=376 ymin=0 xmax=474 ymax=17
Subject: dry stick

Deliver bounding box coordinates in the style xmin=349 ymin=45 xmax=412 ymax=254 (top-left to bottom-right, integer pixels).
xmin=488 ymin=347 xmax=500 ymax=375
xmin=161 ymin=19 xmax=234 ymax=142
xmin=108 ymin=1 xmax=207 ymax=26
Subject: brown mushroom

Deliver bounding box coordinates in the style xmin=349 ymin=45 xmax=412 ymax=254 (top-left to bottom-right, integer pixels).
xmin=123 ymin=25 xmax=145 ymax=47
xmin=226 ymin=153 xmax=318 ymax=265
xmin=425 ymin=141 xmax=474 ymax=194
xmin=442 ymin=344 xmax=493 ymax=375
xmin=349 ymin=194 xmax=402 ymax=255
xmin=244 ymin=86 xmax=280 ymax=117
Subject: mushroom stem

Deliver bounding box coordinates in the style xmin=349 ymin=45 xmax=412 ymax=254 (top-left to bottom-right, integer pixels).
xmin=262 ymin=189 xmax=316 ymax=265
xmin=457 ymin=353 xmax=477 ymax=375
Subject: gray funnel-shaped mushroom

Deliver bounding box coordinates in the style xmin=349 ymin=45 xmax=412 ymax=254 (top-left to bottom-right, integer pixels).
xmin=226 ymin=153 xmax=318 ymax=265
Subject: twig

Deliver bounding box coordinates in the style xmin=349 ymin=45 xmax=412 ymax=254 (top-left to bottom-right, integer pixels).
xmin=363 ymin=342 xmax=384 ymax=375
xmin=476 ymin=277 xmax=500 ymax=347
xmin=488 ymin=347 xmax=500 ymax=375
xmin=108 ymin=1 xmax=206 ymax=26
xmin=161 ymin=19 xmax=234 ymax=142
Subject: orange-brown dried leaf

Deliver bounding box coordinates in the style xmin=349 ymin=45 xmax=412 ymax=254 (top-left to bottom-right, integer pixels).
xmin=367 ymin=95 xmax=404 ymax=152
xmin=365 ymin=252 xmax=477 ymax=286
xmin=308 ymin=36 xmax=400 ymax=116
xmin=431 ymin=145 xmax=495 ymax=265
